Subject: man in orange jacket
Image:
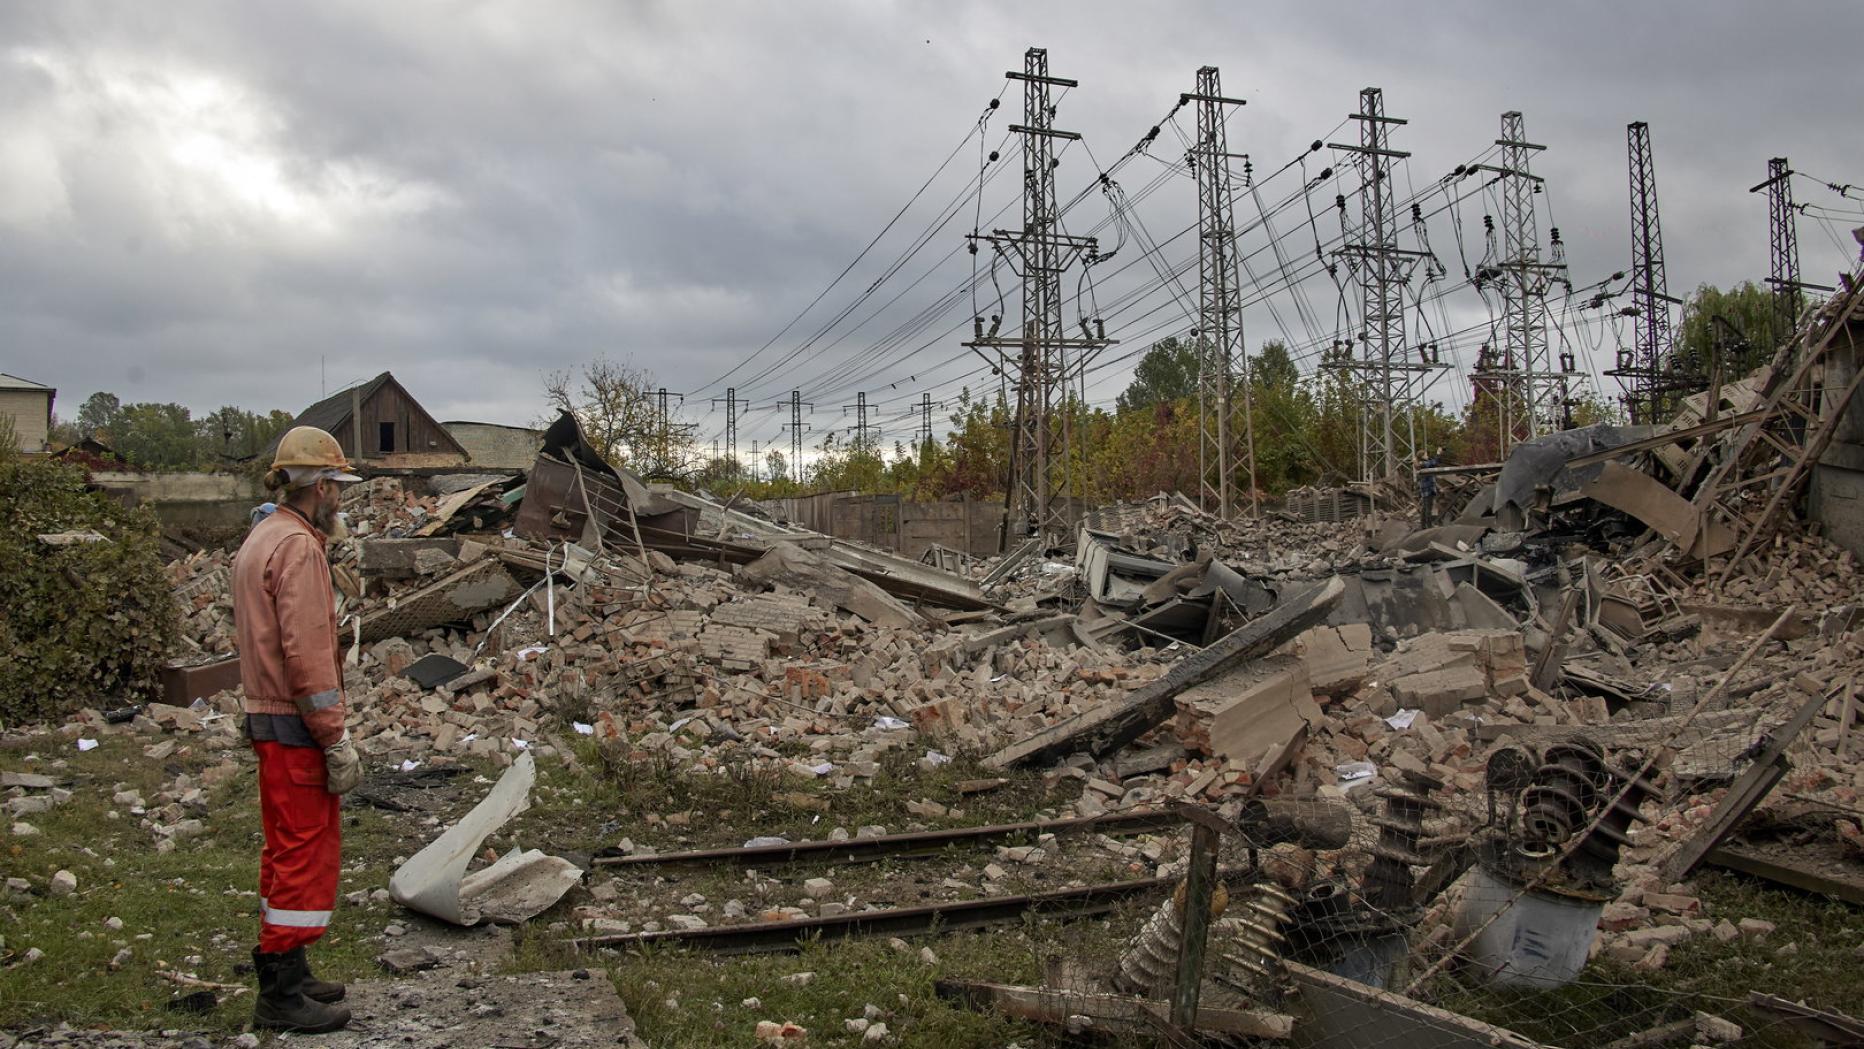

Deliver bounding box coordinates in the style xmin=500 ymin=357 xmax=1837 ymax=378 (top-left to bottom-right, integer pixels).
xmin=233 ymin=426 xmax=364 ymax=1033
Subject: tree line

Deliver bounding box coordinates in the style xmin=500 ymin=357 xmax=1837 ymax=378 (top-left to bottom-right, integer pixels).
xmin=549 ymin=281 xmax=1769 ymax=506
xmin=54 ymin=281 xmax=1771 ymax=488
xmin=50 ymin=392 xmax=296 ymax=471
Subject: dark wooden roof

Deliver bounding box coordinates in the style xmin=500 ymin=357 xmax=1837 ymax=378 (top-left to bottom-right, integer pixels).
xmin=263 ymin=372 xmax=467 ymax=460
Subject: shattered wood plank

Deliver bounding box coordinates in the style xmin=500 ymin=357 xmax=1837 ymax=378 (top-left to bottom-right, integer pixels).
xmin=933 ymin=979 xmax=1293 ymax=1040
xmin=1705 ymin=844 xmax=1864 ymax=906
xmin=1659 ymin=684 xmax=1829 ymax=882
xmin=982 ymin=577 xmax=1344 ymax=770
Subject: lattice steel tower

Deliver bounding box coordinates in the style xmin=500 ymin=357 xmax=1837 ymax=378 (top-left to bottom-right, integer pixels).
xmin=1329 ymin=88 xmax=1427 ymax=483
xmin=1755 ymin=158 xmax=1805 ymax=349
xmin=1608 ymin=121 xmax=1682 ymax=425
xmin=962 ymin=47 xmax=1109 ymax=547
xmin=1490 ymin=111 xmax=1569 ymax=445
xmin=1185 ymin=66 xmax=1257 ymax=518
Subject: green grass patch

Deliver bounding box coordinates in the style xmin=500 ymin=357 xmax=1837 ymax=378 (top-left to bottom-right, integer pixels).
xmin=0 ymin=734 xmax=405 ymax=1032
xmin=1432 ymin=869 xmax=1864 ymax=1048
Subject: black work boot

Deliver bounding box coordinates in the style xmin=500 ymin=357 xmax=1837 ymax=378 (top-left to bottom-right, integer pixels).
xmin=299 ymin=953 xmax=346 ymax=1004
xmin=253 ymin=947 xmax=352 ymax=1033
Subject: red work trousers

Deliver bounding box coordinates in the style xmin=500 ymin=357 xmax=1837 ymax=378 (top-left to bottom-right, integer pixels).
xmin=254 ymin=740 xmax=341 ymax=953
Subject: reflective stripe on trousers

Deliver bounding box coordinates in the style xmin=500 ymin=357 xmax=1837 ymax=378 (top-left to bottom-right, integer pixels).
xmin=254 ymin=739 xmax=341 ymax=953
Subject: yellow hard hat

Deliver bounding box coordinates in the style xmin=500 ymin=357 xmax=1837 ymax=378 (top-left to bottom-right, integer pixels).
xmin=271 ymin=426 xmax=359 ymax=477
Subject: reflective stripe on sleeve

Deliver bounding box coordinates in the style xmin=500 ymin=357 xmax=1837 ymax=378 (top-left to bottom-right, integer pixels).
xmin=262 ymin=902 xmax=332 ymax=928
xmin=293 ymin=688 xmax=342 ymax=714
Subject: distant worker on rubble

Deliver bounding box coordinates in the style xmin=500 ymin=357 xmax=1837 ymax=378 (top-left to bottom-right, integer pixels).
xmin=1417 ymin=448 xmax=1443 ymax=529
xmin=231 ymin=425 xmax=364 ymax=1033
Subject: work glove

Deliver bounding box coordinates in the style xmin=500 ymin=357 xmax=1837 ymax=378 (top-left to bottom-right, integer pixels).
xmin=324 ymin=734 xmax=363 ymax=795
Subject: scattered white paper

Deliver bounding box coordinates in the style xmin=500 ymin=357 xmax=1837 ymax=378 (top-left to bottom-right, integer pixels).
xmin=77 ymin=738 xmax=99 ymax=752
xmin=572 ymin=721 xmax=595 ymax=736
xmin=809 ymin=761 xmax=836 ymax=776
xmin=1335 ymin=761 xmax=1377 ymax=789
xmin=743 ymin=836 xmax=790 ymax=849
xmin=399 ymin=760 xmax=421 ymax=773
xmin=514 ymin=645 xmax=547 ymax=661
xmin=460 ymin=733 xmax=478 ymax=745
xmin=1384 ymin=709 xmax=1421 ymax=731
xmin=924 ymin=750 xmax=952 ymax=766
xmin=668 ymin=717 xmax=694 ymax=732
xmin=511 ymin=738 xmax=530 ymax=750
xmin=873 ymin=716 xmax=909 ymax=731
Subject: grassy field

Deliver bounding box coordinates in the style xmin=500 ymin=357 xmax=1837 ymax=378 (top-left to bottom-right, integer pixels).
xmin=5 ymin=727 xmax=1862 ymax=1048
xmin=0 ymin=731 xmax=402 ymax=1032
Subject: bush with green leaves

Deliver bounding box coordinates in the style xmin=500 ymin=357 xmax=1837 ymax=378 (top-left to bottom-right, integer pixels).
xmin=0 ymin=453 xmax=178 ymax=723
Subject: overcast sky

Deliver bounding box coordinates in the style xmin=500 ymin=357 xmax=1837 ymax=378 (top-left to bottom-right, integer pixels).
xmin=5 ymin=1 xmax=1860 ymax=455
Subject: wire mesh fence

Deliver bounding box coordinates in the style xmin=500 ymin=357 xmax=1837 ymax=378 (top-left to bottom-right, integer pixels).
xmin=935 ymin=624 xmax=1860 ymax=1048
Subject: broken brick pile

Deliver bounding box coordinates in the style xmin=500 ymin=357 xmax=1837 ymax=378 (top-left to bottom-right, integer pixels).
xmin=25 ymin=471 xmax=1864 ymax=982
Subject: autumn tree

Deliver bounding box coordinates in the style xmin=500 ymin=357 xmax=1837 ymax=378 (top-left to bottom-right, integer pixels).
xmin=543 ymin=356 xmax=696 ymax=478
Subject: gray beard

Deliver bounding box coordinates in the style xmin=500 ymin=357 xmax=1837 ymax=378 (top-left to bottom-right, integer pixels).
xmin=311 ymin=497 xmax=339 ymax=534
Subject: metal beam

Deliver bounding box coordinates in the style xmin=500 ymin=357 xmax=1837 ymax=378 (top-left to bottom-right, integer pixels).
xmin=569 ymin=873 xmax=1181 ymax=954
xmin=590 ymin=809 xmax=1178 ymax=868
xmin=1560 ymin=409 xmax=1769 ymax=469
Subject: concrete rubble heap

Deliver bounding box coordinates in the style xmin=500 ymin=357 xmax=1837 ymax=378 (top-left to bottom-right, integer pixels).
xmin=21 ymin=274 xmax=1864 ymax=1044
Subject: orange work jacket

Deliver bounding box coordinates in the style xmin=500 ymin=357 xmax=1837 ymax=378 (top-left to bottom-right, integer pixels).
xmin=232 ymin=505 xmax=347 ymax=748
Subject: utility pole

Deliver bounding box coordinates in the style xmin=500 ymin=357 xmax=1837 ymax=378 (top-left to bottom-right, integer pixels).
xmin=710 ymin=388 xmax=741 ymax=471
xmin=1607 ymin=121 xmax=1685 ymax=425
xmin=778 ymin=390 xmax=814 ymax=483
xmin=1184 ymin=65 xmax=1257 ymax=518
xmin=842 ymin=392 xmax=876 ymax=451
xmin=1750 ymin=158 xmax=1832 ymax=353
xmin=1761 ymin=158 xmax=1801 ymax=348
xmin=1326 ymin=88 xmax=1435 ymax=485
xmin=656 ymin=387 xmax=674 ymax=470
xmin=918 ymin=393 xmax=936 ymax=451
xmin=962 ymin=47 xmax=1112 ymax=548
xmin=1472 ymin=111 xmax=1570 ymax=451
xmin=648 ymin=388 xmax=696 ymax=477
xmin=751 ymin=440 xmax=760 ymax=483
